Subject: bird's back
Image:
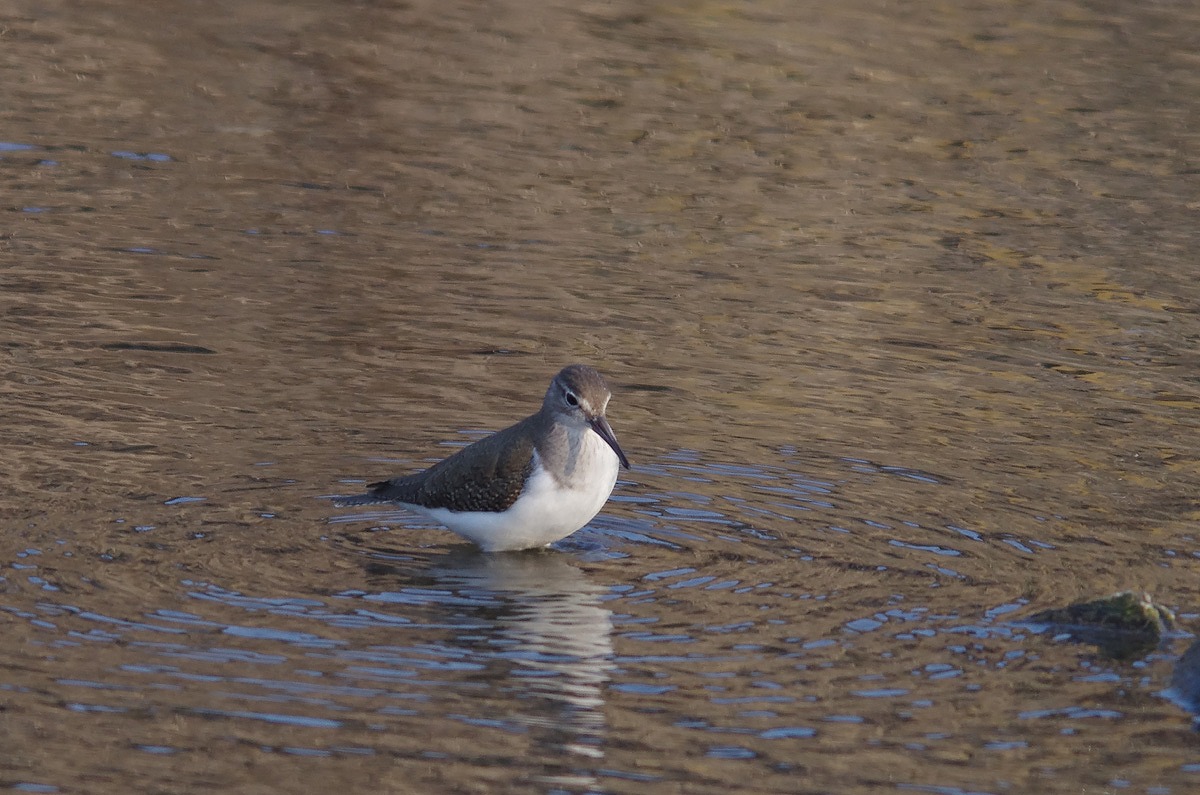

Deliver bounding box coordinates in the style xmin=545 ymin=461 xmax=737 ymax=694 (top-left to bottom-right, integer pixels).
xmin=337 ymin=416 xmax=540 ymax=513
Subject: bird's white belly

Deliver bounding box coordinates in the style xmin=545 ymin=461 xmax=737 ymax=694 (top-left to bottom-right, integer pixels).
xmin=405 ymin=441 xmax=620 ymax=552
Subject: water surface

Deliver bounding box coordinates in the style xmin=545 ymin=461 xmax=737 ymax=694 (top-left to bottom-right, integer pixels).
xmin=3 ymin=0 xmax=1199 ymax=792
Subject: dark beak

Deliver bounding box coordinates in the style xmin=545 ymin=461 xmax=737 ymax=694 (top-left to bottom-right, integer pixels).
xmin=590 ymin=415 xmax=630 ymax=469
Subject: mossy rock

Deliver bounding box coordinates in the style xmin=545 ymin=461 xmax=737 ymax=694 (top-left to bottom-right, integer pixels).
xmin=1022 ymin=591 xmax=1175 ymax=660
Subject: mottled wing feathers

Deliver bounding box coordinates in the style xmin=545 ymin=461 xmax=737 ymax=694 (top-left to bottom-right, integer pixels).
xmin=338 ymin=417 xmax=539 ymax=513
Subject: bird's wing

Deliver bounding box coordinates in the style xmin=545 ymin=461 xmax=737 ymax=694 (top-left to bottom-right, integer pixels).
xmin=338 ymin=417 xmax=539 ymax=513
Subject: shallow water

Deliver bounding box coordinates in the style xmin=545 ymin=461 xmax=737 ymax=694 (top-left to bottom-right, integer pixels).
xmin=3 ymin=0 xmax=1200 ymax=792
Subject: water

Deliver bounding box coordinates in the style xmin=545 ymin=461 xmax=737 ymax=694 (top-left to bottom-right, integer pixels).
xmin=3 ymin=0 xmax=1199 ymax=792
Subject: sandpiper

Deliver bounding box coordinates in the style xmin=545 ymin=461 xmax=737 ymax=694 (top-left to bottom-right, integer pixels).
xmin=337 ymin=364 xmax=630 ymax=552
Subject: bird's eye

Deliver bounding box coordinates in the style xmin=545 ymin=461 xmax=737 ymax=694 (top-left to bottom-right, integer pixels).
xmin=565 ymin=391 xmax=579 ymax=407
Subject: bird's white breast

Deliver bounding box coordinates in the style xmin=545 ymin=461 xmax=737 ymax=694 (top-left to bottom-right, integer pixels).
xmin=406 ymin=430 xmax=620 ymax=551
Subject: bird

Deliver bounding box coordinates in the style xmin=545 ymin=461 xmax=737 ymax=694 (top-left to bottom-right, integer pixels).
xmin=337 ymin=364 xmax=630 ymax=552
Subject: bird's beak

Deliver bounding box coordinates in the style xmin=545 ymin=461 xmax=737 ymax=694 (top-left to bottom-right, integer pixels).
xmin=590 ymin=415 xmax=631 ymax=469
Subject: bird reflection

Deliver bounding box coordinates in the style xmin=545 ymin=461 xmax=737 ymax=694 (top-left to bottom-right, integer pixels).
xmin=361 ymin=547 xmax=614 ymax=780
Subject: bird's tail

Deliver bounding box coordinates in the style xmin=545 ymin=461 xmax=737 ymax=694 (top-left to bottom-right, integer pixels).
xmin=333 ymin=492 xmax=388 ymax=507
